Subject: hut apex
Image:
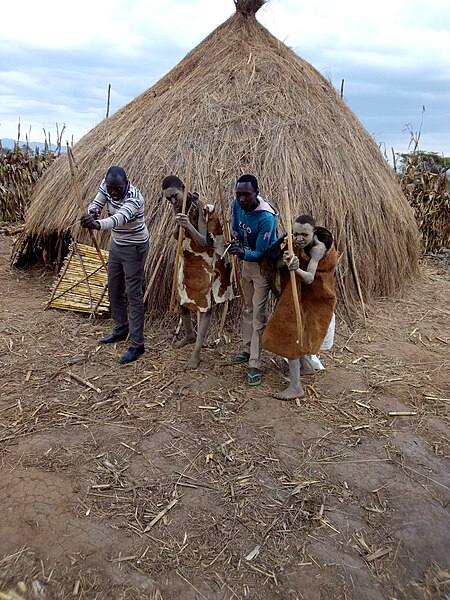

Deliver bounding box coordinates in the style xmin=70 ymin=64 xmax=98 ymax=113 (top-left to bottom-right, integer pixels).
xmin=234 ymin=0 xmax=266 ymax=16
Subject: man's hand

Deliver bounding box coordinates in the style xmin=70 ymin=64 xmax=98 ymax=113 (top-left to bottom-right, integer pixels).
xmin=80 ymin=214 xmax=100 ymax=230
xmin=227 ymin=239 xmax=245 ymax=258
xmin=283 ymin=251 xmax=299 ymax=271
xmin=175 ymin=213 xmax=192 ymax=231
xmin=89 ymin=208 xmax=101 ymax=219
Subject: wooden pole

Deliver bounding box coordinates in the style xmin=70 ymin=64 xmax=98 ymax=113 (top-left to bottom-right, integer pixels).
xmin=66 ymin=145 xmax=108 ymax=272
xmin=143 ymin=250 xmax=164 ymax=303
xmin=106 ymin=84 xmax=111 ymax=118
xmin=284 ymin=186 xmax=302 ymax=345
xmin=216 ymin=170 xmax=247 ymax=310
xmin=169 ymin=149 xmax=193 ymax=313
xmin=346 ymin=218 xmax=367 ymax=329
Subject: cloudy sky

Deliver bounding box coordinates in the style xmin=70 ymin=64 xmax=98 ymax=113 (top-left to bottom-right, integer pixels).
xmin=1 ymin=0 xmax=449 ymax=159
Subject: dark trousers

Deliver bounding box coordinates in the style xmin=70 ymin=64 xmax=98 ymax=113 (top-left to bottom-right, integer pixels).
xmin=108 ymin=240 xmax=149 ymax=348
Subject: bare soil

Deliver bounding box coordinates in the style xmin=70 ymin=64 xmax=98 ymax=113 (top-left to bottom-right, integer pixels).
xmin=0 ymin=234 xmax=449 ymax=600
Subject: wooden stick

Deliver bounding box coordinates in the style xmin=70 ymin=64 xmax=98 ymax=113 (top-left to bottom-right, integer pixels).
xmin=74 ymin=244 xmax=95 ymax=316
xmin=216 ymin=170 xmax=247 ymax=310
xmin=284 ymin=186 xmax=302 ymax=345
xmin=48 ymin=257 xmax=105 ymax=305
xmin=69 ymin=371 xmax=102 ymax=394
xmin=345 ymin=214 xmax=367 ymax=328
xmin=169 ymin=149 xmax=193 ymax=313
xmin=143 ymin=498 xmax=178 ymax=532
xmin=45 ymin=244 xmax=75 ymax=308
xmin=143 ymin=250 xmax=164 ymax=303
xmin=218 ymin=296 xmax=229 ymax=340
xmin=66 ymin=145 xmax=108 ymax=272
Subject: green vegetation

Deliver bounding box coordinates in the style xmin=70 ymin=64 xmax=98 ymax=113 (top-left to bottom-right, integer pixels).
xmin=399 ymin=150 xmax=450 ymax=178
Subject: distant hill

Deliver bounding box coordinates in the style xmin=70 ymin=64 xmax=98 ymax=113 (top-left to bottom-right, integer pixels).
xmin=0 ymin=138 xmax=66 ymax=152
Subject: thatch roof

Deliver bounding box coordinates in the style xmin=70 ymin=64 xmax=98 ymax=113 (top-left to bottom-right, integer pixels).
xmin=13 ymin=0 xmax=420 ymax=321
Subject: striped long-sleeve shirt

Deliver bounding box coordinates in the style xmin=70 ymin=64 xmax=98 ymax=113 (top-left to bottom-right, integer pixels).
xmin=88 ymin=178 xmax=149 ymax=245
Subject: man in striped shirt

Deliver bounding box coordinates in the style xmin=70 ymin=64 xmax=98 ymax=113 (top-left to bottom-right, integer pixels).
xmin=80 ymin=166 xmax=149 ymax=364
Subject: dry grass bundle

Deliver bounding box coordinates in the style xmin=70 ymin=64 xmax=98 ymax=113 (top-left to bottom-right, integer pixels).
xmin=401 ymin=159 xmax=450 ymax=253
xmin=46 ymin=242 xmax=109 ymax=315
xmin=12 ymin=0 xmax=419 ymax=323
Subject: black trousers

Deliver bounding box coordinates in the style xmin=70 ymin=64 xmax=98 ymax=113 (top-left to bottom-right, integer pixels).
xmin=108 ymin=240 xmax=149 ymax=348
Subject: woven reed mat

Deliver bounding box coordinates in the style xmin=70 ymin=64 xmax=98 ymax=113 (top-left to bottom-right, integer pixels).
xmin=47 ymin=242 xmax=109 ymax=315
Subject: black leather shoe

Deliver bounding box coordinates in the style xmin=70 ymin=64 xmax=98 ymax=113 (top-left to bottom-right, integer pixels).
xmin=99 ymin=332 xmax=129 ymax=344
xmin=119 ymin=347 xmax=145 ymax=364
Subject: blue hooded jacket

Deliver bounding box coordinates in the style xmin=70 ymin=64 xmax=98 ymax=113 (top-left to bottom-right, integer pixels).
xmin=231 ymin=195 xmax=278 ymax=261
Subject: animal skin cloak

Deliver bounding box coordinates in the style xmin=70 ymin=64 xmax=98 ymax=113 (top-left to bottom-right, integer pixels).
xmin=178 ymin=196 xmax=232 ymax=312
xmin=262 ymin=227 xmax=337 ymax=359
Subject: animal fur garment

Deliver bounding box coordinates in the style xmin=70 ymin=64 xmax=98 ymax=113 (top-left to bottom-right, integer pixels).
xmin=262 ymin=227 xmax=337 ymax=359
xmin=178 ymin=197 xmax=232 ymax=312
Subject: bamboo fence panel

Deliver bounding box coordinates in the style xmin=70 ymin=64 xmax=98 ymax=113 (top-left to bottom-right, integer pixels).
xmin=47 ymin=242 xmax=109 ymax=315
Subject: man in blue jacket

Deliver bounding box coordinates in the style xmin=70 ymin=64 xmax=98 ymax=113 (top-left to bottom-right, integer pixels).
xmin=228 ymin=174 xmax=278 ymax=385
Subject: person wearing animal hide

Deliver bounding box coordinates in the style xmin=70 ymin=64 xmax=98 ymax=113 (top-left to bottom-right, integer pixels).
xmin=262 ymin=214 xmax=337 ymax=399
xmin=162 ymin=175 xmax=232 ymax=369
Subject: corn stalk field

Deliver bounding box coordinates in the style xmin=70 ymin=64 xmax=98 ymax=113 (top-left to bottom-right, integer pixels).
xmin=0 ymin=140 xmax=59 ymax=222
xmin=400 ymin=158 xmax=450 ymax=253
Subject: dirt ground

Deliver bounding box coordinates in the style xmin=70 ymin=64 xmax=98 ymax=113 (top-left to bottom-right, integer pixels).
xmin=0 ymin=233 xmax=449 ymax=600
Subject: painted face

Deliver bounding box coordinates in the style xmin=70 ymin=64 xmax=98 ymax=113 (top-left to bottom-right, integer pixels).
xmin=293 ymin=222 xmax=314 ymax=249
xmin=235 ymin=182 xmax=258 ymax=212
xmin=162 ymin=186 xmax=184 ymax=212
xmin=105 ymin=174 xmax=127 ymax=201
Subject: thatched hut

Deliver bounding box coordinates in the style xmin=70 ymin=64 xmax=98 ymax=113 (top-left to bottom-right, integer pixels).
xmin=13 ymin=0 xmax=419 ymax=322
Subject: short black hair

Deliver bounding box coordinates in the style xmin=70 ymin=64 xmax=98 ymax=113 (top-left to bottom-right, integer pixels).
xmin=162 ymin=175 xmax=184 ymax=190
xmin=236 ymin=174 xmax=258 ymax=193
xmin=105 ymin=166 xmax=127 ymax=182
xmin=295 ymin=214 xmax=315 ymax=228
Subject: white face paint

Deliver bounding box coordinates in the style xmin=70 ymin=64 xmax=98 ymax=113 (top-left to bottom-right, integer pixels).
xmin=293 ymin=222 xmax=314 ymax=249
xmin=163 ymin=186 xmax=184 ymax=212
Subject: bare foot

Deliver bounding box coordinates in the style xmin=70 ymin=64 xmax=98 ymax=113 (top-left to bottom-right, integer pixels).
xmin=273 ymin=385 xmax=305 ymax=400
xmin=185 ymin=355 xmax=200 ymax=370
xmin=173 ymin=335 xmax=196 ymax=349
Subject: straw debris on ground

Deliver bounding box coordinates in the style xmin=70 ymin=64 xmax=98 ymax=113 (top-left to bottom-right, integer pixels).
xmin=1 ymin=230 xmax=449 ymax=599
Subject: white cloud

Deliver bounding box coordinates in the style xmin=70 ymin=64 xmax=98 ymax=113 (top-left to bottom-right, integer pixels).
xmin=0 ymin=0 xmax=449 ymax=155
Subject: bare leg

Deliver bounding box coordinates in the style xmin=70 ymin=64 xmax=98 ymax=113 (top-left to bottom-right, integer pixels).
xmin=186 ymin=310 xmax=211 ymax=370
xmin=300 ymin=355 xmax=316 ymax=375
xmin=173 ymin=305 xmax=196 ymax=349
xmin=274 ymin=359 xmax=305 ymax=400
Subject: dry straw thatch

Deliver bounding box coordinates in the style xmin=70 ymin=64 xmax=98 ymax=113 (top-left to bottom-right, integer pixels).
xmin=13 ymin=0 xmax=420 ymax=322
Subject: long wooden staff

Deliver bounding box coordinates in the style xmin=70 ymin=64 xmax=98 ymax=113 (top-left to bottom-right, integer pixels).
xmin=169 ymin=149 xmax=193 ymax=313
xmin=66 ymin=145 xmax=108 ymax=272
xmin=216 ymin=170 xmax=247 ymax=310
xmin=143 ymin=250 xmax=164 ymax=303
xmin=284 ymin=186 xmax=302 ymax=345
